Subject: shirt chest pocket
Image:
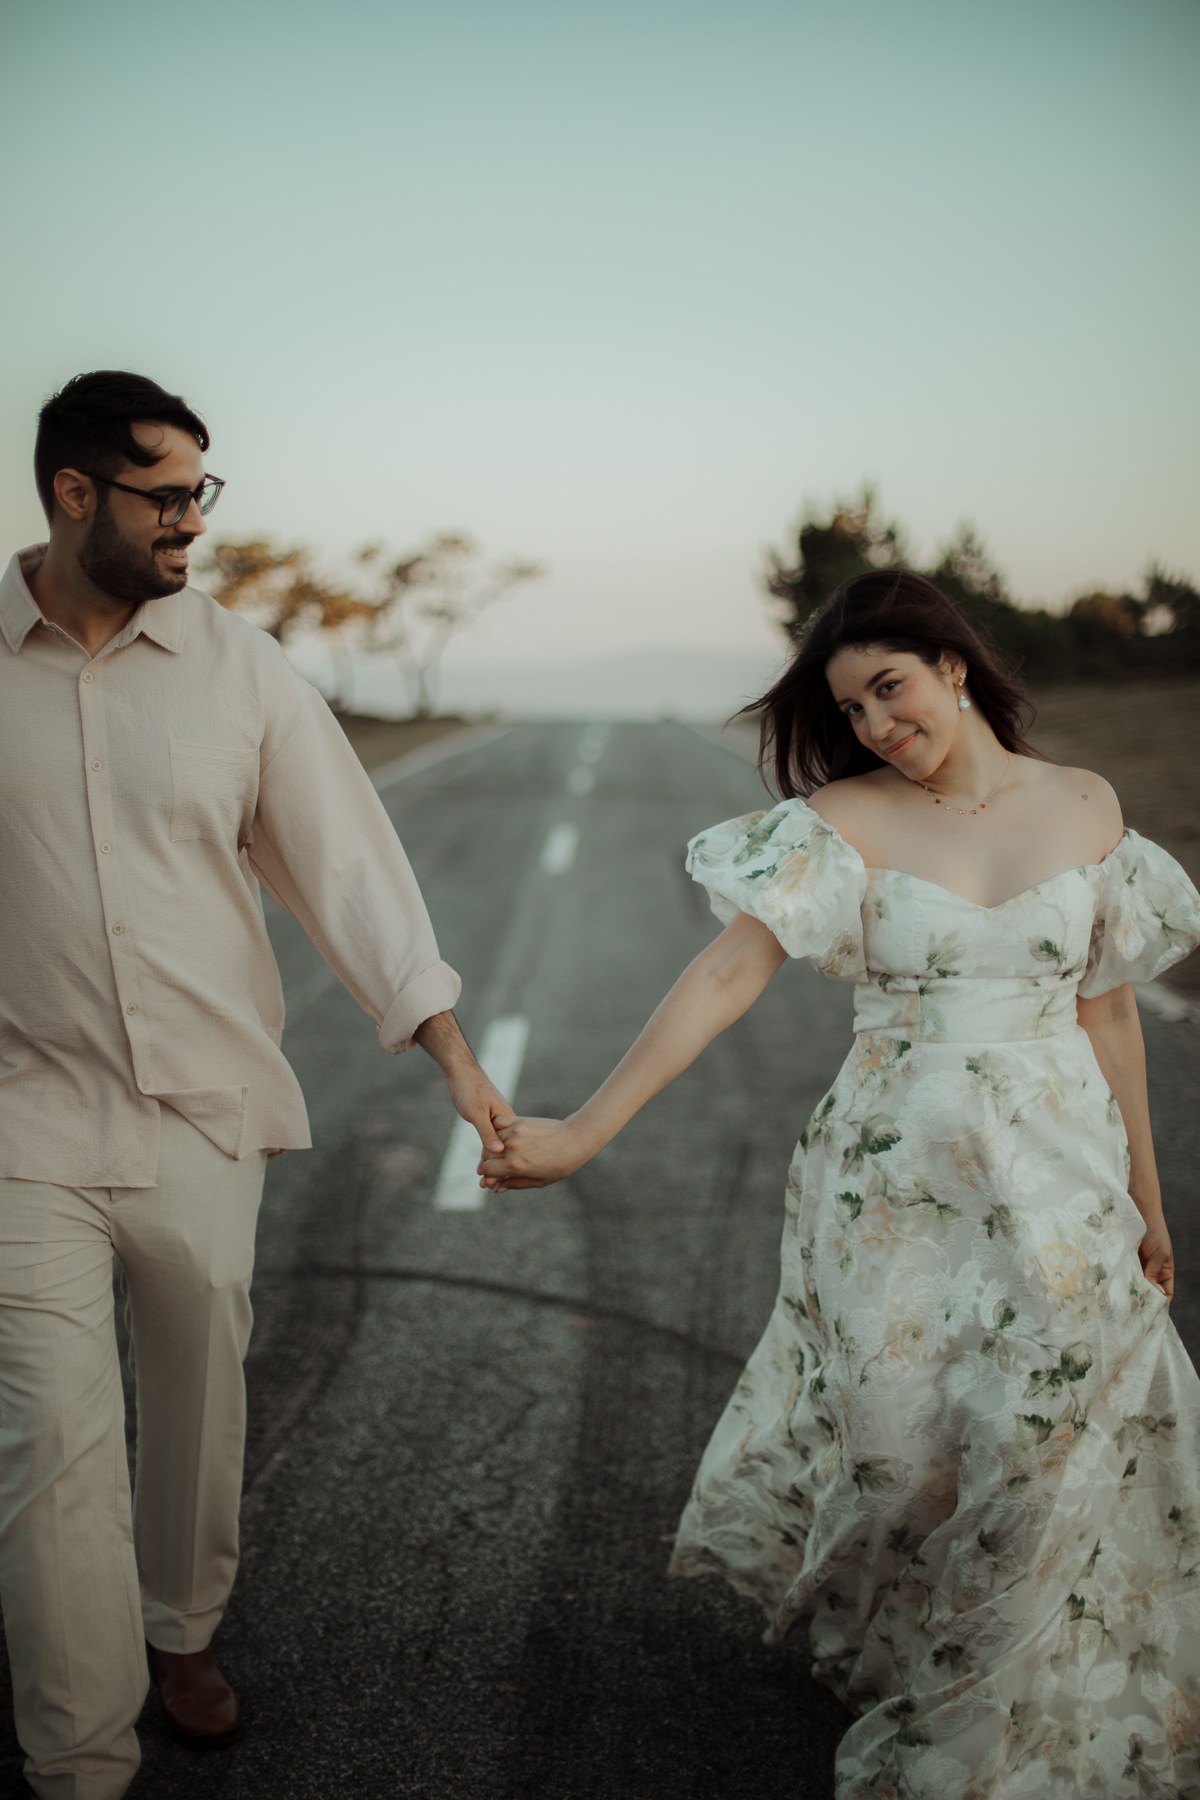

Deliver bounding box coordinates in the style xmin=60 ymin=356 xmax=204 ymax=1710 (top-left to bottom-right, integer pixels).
xmin=169 ymin=738 xmax=259 ymax=848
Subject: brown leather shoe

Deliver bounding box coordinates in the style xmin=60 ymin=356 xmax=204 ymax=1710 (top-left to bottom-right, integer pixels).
xmin=146 ymin=1642 xmax=242 ymax=1749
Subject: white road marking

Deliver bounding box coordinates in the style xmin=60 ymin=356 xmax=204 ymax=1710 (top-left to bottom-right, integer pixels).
xmin=433 ymin=1014 xmax=532 ymax=1211
xmin=576 ymin=723 xmax=610 ymax=763
xmin=567 ymin=765 xmax=595 ymax=796
xmin=1134 ymin=981 xmax=1200 ymax=1024
xmin=370 ymin=723 xmax=514 ymax=792
xmin=540 ymin=822 xmax=580 ymax=874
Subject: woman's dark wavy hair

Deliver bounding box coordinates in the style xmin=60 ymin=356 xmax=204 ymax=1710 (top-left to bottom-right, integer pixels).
xmin=34 ymin=370 xmax=209 ymax=520
xmin=747 ymin=569 xmax=1039 ymax=799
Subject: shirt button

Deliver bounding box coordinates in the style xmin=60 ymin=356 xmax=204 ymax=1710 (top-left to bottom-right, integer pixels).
xmin=90 ymin=760 xmax=103 ymax=771
xmin=81 ymin=672 xmax=93 ymax=683
xmin=99 ymin=842 xmax=112 ymax=854
xmin=126 ymin=1003 xmax=138 ymax=1015
xmin=141 ymin=1075 xmax=153 ymax=1091
xmin=112 ymin=923 xmax=124 ymax=935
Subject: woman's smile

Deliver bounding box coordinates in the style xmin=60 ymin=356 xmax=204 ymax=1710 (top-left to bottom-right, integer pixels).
xmin=880 ymin=728 xmax=918 ymax=758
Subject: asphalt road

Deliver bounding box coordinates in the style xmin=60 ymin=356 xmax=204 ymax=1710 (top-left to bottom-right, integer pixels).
xmin=2 ymin=721 xmax=1198 ymax=1800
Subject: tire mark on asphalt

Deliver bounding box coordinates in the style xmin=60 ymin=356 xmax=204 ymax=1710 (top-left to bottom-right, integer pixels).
xmin=254 ymin=1263 xmax=746 ymax=1370
xmin=497 ymin=1133 xmax=775 ymax=1800
xmin=239 ymin=728 xmax=569 ymax=1530
xmin=681 ymin=1136 xmax=754 ymax=1446
xmin=238 ymin=724 xmax=610 ymax=1531
xmin=238 ymin=1131 xmax=374 ymax=1526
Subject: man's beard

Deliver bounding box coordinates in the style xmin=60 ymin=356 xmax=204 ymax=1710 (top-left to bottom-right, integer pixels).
xmin=77 ymin=499 xmax=192 ymax=605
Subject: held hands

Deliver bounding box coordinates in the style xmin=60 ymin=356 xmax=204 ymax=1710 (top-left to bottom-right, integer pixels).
xmin=415 ymin=1010 xmax=592 ymax=1186
xmin=477 ymin=1116 xmax=591 ymax=1192
xmin=470 ymin=916 xmax=785 ymax=1196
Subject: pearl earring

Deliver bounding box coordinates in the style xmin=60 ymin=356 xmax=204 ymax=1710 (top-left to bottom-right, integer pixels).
xmin=958 ymin=680 xmax=970 ymax=712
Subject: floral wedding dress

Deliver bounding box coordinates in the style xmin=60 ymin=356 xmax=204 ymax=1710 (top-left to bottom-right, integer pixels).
xmin=670 ymin=800 xmax=1200 ymax=1799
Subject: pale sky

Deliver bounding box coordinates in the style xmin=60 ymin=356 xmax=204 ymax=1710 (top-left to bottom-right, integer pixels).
xmin=2 ymin=0 xmax=1197 ymax=670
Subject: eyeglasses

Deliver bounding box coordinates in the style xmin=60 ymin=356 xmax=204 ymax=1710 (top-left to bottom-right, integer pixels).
xmin=84 ymin=471 xmax=225 ymax=527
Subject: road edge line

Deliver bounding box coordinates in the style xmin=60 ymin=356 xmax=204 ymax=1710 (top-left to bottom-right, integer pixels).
xmin=370 ymin=722 xmax=515 ymax=792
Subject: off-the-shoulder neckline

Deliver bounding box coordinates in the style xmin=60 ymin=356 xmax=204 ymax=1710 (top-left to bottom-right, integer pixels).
xmin=788 ymin=799 xmax=1127 ymax=914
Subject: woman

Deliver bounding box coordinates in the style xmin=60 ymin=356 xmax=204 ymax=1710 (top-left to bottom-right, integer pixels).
xmin=480 ymin=571 xmax=1200 ymax=1797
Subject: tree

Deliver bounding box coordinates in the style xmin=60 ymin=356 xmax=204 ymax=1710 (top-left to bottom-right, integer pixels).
xmin=200 ymin=530 xmax=546 ymax=717
xmin=1134 ymin=561 xmax=1196 ymax=642
xmin=200 ymin=538 xmax=380 ymax=708
xmin=1068 ymin=591 xmax=1142 ymax=636
xmin=200 ymin=540 xmax=374 ymax=643
xmin=765 ymin=486 xmax=905 ymax=638
xmin=356 ymin=532 xmax=546 ymax=717
xmin=927 ymin=525 xmax=1075 ymax=674
xmin=763 ymin=490 xmax=1200 ymax=680
xmin=1062 ymin=564 xmax=1200 ymax=674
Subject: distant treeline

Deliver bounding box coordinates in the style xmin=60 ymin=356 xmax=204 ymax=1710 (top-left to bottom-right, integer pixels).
xmin=766 ymin=492 xmax=1200 ymax=680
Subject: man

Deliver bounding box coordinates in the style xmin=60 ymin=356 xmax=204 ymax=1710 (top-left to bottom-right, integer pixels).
xmin=0 ymin=371 xmax=513 ymax=1799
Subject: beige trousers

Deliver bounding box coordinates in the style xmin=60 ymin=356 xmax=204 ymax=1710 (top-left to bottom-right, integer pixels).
xmin=0 ymin=1106 xmax=267 ymax=1800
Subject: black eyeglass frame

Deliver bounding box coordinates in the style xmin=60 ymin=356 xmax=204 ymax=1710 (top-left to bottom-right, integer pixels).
xmin=83 ymin=471 xmax=225 ymax=527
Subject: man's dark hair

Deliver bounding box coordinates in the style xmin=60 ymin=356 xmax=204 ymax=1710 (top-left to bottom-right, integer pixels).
xmin=34 ymin=371 xmax=210 ymax=521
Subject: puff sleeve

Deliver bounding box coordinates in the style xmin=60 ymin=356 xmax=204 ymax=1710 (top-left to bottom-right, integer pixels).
xmin=685 ymin=799 xmax=867 ymax=979
xmin=1077 ymin=830 xmax=1200 ymax=999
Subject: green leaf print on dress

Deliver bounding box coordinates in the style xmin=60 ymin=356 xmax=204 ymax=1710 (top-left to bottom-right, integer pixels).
xmin=841 ymin=1116 xmax=903 ymax=1173
xmin=673 ymin=801 xmax=1200 ymax=1799
xmin=924 ymin=932 xmax=964 ymax=978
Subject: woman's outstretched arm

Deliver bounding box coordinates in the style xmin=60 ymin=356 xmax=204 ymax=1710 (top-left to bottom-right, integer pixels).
xmin=478 ymin=910 xmax=787 ymax=1192
xmin=1076 ymin=981 xmax=1174 ymax=1299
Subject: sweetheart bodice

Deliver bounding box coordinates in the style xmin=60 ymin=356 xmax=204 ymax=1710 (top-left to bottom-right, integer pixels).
xmin=853 ymin=863 xmax=1098 ymax=1042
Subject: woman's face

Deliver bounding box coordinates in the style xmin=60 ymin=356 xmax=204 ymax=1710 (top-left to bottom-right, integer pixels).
xmin=824 ymin=644 xmax=964 ymax=780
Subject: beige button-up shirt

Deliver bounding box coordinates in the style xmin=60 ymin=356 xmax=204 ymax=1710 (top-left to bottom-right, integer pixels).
xmin=0 ymin=546 xmax=461 ymax=1187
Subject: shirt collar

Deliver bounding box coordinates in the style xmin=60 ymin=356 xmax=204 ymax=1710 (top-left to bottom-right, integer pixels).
xmin=123 ymin=590 xmax=185 ymax=653
xmin=0 ymin=548 xmax=46 ymax=651
xmin=0 ymin=546 xmax=186 ymax=655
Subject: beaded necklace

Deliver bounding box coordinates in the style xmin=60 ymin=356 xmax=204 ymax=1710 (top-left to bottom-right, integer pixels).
xmin=924 ymin=753 xmax=1010 ymax=817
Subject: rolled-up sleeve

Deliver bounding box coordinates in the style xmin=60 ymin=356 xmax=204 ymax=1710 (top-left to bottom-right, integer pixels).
xmin=247 ymin=682 xmax=461 ymax=1050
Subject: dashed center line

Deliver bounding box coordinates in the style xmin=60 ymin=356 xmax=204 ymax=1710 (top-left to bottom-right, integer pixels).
xmin=434 ymin=726 xmax=610 ymax=1213
xmin=540 ymin=822 xmax=580 ymax=874
xmin=576 ymin=724 xmax=610 ymax=763
xmin=433 ymin=1014 xmax=532 ymax=1212
xmin=565 ymin=722 xmax=609 ymax=794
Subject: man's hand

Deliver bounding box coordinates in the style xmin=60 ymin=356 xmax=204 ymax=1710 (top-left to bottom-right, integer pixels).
xmin=445 ymin=1063 xmax=516 ymax=1155
xmin=414 ymin=1011 xmax=515 ymax=1154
